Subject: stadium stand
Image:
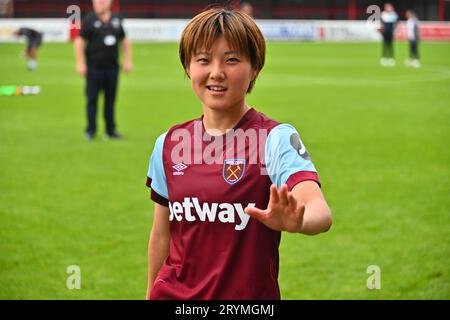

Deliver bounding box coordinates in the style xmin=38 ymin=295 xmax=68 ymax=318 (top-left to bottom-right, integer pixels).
xmin=7 ymin=0 xmax=449 ymax=21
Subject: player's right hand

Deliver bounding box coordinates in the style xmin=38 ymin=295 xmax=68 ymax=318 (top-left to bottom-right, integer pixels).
xmin=76 ymin=63 xmax=87 ymax=77
xmin=244 ymin=184 xmax=306 ymax=233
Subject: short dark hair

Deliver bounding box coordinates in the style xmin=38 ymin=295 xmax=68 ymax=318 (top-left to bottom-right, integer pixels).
xmin=179 ymin=7 xmax=265 ymax=93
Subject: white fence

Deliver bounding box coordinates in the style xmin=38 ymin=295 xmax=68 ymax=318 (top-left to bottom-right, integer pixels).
xmin=1 ymin=18 xmax=449 ymax=42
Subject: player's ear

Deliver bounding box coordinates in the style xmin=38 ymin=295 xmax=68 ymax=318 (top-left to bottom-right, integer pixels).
xmin=251 ymin=67 xmax=259 ymax=81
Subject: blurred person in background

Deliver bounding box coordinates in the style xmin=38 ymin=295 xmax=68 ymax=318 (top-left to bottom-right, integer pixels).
xmin=379 ymin=2 xmax=398 ymax=67
xmin=0 ymin=0 xmax=14 ymax=17
xmin=74 ymin=0 xmax=132 ymax=141
xmin=14 ymin=27 xmax=43 ymax=71
xmin=405 ymin=9 xmax=421 ymax=68
xmin=239 ymin=2 xmax=254 ymax=17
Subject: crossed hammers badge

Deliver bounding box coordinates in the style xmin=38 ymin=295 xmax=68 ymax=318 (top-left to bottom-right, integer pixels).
xmin=222 ymin=159 xmax=246 ymax=185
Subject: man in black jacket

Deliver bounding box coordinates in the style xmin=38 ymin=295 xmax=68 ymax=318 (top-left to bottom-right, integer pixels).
xmin=74 ymin=0 xmax=132 ymax=140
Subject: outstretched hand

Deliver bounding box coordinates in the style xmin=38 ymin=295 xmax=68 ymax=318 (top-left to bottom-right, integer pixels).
xmin=244 ymin=184 xmax=305 ymax=233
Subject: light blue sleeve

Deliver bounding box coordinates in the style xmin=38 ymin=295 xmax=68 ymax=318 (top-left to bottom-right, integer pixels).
xmin=147 ymin=132 xmax=168 ymax=199
xmin=265 ymin=124 xmax=317 ymax=188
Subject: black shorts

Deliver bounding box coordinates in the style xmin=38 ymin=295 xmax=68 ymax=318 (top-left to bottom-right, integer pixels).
xmin=27 ymin=34 xmax=42 ymax=51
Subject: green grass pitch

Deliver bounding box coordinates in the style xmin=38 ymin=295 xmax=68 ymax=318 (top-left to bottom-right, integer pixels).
xmin=0 ymin=41 xmax=449 ymax=299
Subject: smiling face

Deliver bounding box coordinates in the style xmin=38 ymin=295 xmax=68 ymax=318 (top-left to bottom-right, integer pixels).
xmin=187 ymin=36 xmax=257 ymax=112
xmin=179 ymin=8 xmax=266 ymax=96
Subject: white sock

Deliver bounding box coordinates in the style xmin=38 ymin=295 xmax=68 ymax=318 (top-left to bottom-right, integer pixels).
xmin=28 ymin=60 xmax=37 ymax=70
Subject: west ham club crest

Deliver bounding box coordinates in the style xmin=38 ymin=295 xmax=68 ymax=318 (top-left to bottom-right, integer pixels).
xmin=223 ymin=159 xmax=246 ymax=185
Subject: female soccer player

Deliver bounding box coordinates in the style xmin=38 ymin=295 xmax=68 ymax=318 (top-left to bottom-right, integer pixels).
xmin=405 ymin=9 xmax=421 ymax=68
xmin=145 ymin=7 xmax=332 ymax=300
xmin=379 ymin=3 xmax=399 ymax=67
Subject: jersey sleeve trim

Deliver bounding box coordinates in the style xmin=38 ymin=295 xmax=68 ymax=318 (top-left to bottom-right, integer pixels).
xmin=146 ymin=177 xmax=169 ymax=207
xmin=265 ymin=123 xmax=318 ymax=188
xmin=146 ymin=131 xmax=169 ymax=204
xmin=286 ymin=171 xmax=321 ymax=191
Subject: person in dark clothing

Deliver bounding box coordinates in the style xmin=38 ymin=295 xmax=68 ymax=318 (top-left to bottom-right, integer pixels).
xmin=379 ymin=3 xmax=398 ymax=67
xmin=74 ymin=0 xmax=132 ymax=140
xmin=14 ymin=27 xmax=43 ymax=71
xmin=405 ymin=9 xmax=421 ymax=68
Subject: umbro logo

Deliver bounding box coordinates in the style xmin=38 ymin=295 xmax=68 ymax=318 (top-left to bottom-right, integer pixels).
xmin=173 ymin=163 xmax=187 ymax=176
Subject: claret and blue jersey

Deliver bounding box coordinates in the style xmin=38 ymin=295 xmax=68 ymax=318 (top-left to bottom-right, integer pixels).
xmin=146 ymin=108 xmax=320 ymax=299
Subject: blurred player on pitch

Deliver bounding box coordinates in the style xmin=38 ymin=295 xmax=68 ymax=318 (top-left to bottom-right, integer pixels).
xmin=379 ymin=3 xmax=398 ymax=67
xmin=14 ymin=27 xmax=43 ymax=71
xmin=239 ymin=2 xmax=254 ymax=17
xmin=405 ymin=9 xmax=421 ymax=68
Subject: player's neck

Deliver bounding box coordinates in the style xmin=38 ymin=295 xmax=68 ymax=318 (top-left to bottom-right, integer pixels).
xmin=96 ymin=11 xmax=111 ymax=23
xmin=202 ymin=103 xmax=250 ymax=135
